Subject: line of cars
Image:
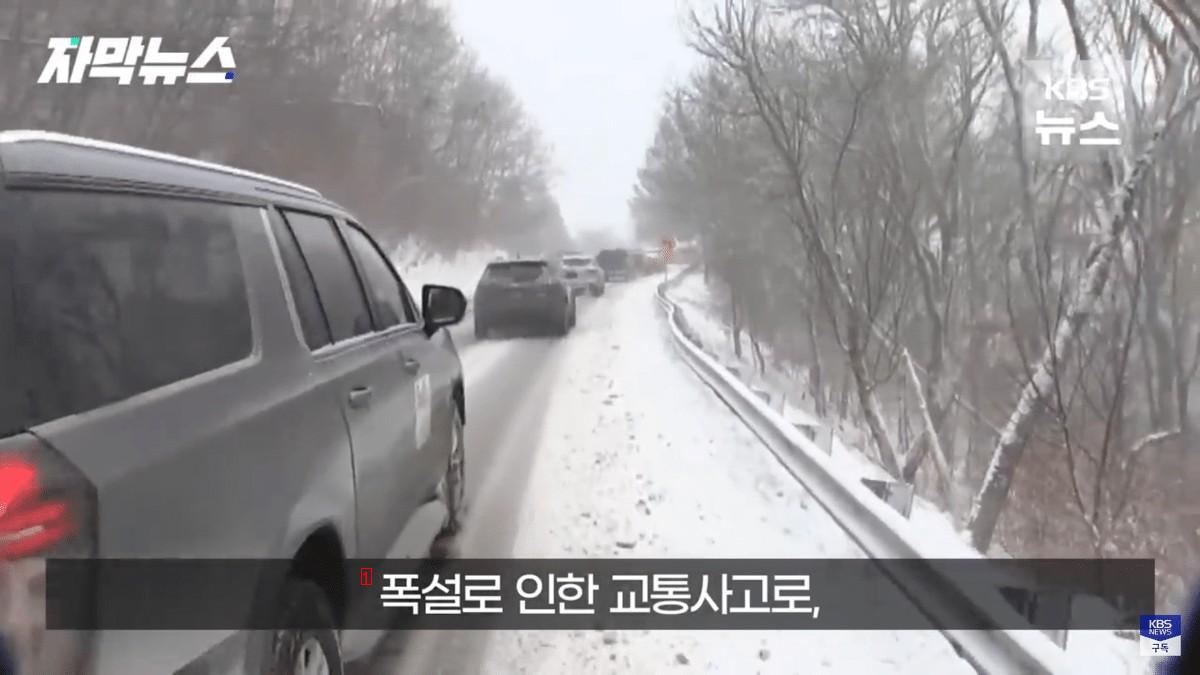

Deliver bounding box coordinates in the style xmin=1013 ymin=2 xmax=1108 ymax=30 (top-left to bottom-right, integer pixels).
xmin=469 ymin=247 xmax=663 ymax=340
xmin=596 ymin=247 xmax=666 ymax=281
xmin=0 ymin=132 xmax=676 ymax=675
xmin=472 ymin=258 xmax=579 ymax=339
xmin=470 ymin=252 xmax=603 ymax=340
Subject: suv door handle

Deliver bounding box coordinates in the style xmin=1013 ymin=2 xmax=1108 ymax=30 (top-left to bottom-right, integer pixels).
xmin=348 ymin=386 xmax=373 ymax=409
xmin=401 ymin=357 xmax=421 ymax=374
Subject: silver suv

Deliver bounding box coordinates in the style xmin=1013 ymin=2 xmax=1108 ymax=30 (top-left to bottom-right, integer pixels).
xmin=560 ymin=254 xmax=605 ymax=297
xmin=0 ymin=131 xmax=468 ymax=675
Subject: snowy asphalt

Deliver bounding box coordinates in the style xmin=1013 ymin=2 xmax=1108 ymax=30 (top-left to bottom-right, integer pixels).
xmin=353 ymin=279 xmax=969 ymax=675
xmin=353 ymin=291 xmax=589 ymax=673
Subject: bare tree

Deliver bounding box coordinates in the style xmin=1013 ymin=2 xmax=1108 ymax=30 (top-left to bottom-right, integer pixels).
xmin=0 ymin=0 xmax=564 ymax=253
xmin=638 ymin=0 xmax=1200 ymax=604
xmin=964 ymin=0 xmax=1200 ymax=552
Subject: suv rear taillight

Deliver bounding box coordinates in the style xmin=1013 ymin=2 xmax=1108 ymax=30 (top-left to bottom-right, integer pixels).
xmin=0 ymin=433 xmax=96 ymax=675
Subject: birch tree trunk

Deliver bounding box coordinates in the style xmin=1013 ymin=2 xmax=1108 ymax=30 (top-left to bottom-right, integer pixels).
xmin=966 ymin=101 xmax=1191 ymax=551
xmin=751 ymin=334 xmax=767 ymax=376
xmin=807 ymin=311 xmax=828 ymax=417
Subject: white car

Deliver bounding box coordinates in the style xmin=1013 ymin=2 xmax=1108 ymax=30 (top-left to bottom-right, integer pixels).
xmin=560 ymin=254 xmax=606 ymax=297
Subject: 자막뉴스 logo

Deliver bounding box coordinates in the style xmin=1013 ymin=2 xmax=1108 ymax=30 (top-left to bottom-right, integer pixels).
xmin=37 ymin=36 xmax=235 ymax=85
xmin=1140 ymin=614 xmax=1182 ymax=656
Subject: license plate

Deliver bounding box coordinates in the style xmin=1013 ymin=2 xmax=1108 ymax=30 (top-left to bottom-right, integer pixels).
xmin=503 ymin=288 xmax=543 ymax=300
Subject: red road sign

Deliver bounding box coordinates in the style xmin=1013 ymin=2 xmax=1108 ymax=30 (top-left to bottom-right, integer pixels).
xmin=660 ymin=237 xmax=676 ymax=263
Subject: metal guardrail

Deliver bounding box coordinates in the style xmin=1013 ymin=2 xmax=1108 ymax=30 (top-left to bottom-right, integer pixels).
xmin=654 ymin=271 xmax=1073 ymax=675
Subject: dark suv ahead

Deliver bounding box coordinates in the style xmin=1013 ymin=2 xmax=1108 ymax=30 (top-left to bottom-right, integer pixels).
xmin=0 ymin=131 xmax=468 ymax=675
xmin=473 ymin=259 xmax=576 ymax=338
xmin=595 ymin=248 xmax=632 ymax=282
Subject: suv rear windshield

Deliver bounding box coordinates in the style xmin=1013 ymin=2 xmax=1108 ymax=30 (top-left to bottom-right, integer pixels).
xmin=562 ymin=257 xmax=591 ymax=267
xmin=596 ymin=249 xmax=628 ymax=269
xmin=483 ymin=261 xmax=548 ymax=283
xmin=0 ymin=189 xmax=255 ymax=438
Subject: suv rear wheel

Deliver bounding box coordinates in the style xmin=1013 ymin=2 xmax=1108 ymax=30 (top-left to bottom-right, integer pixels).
xmin=258 ymin=579 xmax=343 ymax=675
xmin=551 ymin=304 xmax=571 ymax=337
xmin=444 ymin=405 xmax=466 ymax=533
xmin=430 ymin=406 xmax=466 ymax=559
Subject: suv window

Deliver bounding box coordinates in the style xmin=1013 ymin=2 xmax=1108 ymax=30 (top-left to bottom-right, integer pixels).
xmin=270 ymin=212 xmax=332 ymax=349
xmin=563 ymin=257 xmax=591 ymax=267
xmin=343 ymin=222 xmax=415 ymax=328
xmin=483 ymin=261 xmax=548 ymax=283
xmin=1 ymin=190 xmax=254 ymax=437
xmin=279 ymin=210 xmax=372 ymax=344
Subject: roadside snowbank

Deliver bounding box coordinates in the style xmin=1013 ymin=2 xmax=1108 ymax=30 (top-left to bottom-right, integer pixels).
xmin=669 ymin=272 xmax=977 ymax=557
xmin=481 ymin=278 xmax=975 ymax=674
xmin=665 ymin=269 xmax=1144 ymax=674
xmin=391 ymin=238 xmax=506 ymax=301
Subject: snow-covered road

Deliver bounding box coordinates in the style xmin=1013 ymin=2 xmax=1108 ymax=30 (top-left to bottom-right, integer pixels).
xmin=480 ymin=278 xmax=975 ymax=674
xmin=365 ymin=276 xmax=981 ymax=674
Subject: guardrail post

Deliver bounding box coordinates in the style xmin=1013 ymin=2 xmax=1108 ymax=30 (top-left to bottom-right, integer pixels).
xmin=859 ymin=478 xmax=915 ymax=518
xmin=822 ymin=427 xmax=835 ymax=455
xmin=793 ymin=423 xmax=819 ymax=444
xmin=998 ymin=586 xmax=1072 ymax=649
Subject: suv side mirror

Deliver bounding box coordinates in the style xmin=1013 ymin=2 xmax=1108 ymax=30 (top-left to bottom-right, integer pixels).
xmin=422 ymin=284 xmax=467 ymax=336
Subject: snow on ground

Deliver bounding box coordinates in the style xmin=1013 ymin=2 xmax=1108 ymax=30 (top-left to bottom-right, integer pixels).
xmin=664 ymin=268 xmax=1146 ymax=674
xmin=673 ymin=271 xmax=979 ymax=558
xmin=391 ymin=238 xmax=506 ymax=301
xmin=481 ymin=277 xmax=975 ymax=674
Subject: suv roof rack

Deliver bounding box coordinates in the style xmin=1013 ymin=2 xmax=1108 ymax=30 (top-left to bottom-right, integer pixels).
xmin=0 ymin=130 xmax=323 ymax=198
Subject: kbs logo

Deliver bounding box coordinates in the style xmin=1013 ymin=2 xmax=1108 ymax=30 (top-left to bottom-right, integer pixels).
xmin=1139 ymin=614 xmax=1182 ymax=656
xmin=1025 ymin=59 xmax=1125 ymax=149
xmin=37 ymin=36 xmax=235 ymax=85
xmin=1042 ymin=74 xmax=1113 ymax=102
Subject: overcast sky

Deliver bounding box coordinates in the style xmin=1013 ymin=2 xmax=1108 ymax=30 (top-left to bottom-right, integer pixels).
xmin=448 ymin=0 xmax=700 ymax=240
